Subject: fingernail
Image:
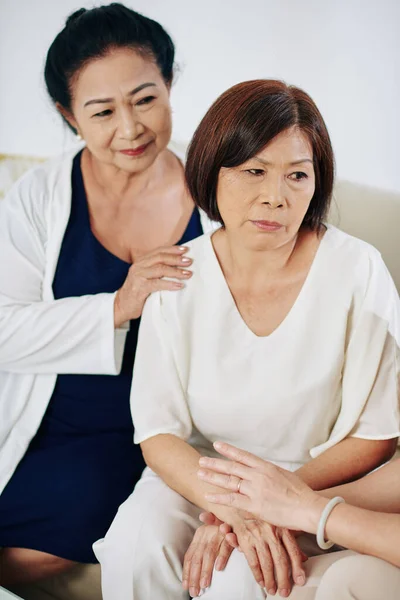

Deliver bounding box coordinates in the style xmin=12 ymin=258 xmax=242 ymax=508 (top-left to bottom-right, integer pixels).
xmin=267 ymin=588 xmax=276 ymax=596
xmin=199 ymin=457 xmax=207 ymax=465
xmin=182 ymin=579 xmax=188 ymax=589
xmin=200 ymin=578 xmax=208 ymax=588
xmin=296 ymin=574 xmax=306 ymax=585
xmin=279 ymin=589 xmax=290 ymax=597
xmin=214 ymin=441 xmax=223 ymax=449
xmin=215 ymin=557 xmax=224 ymax=570
xmin=189 ymin=587 xmax=198 ymax=597
xmin=182 ymin=270 xmax=192 ymax=275
xmin=181 ymin=257 xmax=191 ymax=263
xmin=173 ymin=282 xmax=184 ymax=288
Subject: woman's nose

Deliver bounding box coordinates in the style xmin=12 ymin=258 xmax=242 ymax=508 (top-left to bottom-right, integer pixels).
xmin=118 ymin=107 xmax=144 ymax=140
xmin=260 ymin=182 xmax=284 ymax=208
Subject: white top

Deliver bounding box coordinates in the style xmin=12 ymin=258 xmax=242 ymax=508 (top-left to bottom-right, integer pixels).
xmin=0 ymin=145 xmax=216 ymax=494
xmin=132 ymin=226 xmax=400 ymax=470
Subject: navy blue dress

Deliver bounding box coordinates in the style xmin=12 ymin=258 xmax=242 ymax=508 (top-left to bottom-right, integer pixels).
xmin=0 ymin=151 xmax=203 ymax=563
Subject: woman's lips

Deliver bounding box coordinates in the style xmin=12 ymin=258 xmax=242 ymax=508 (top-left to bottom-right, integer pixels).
xmin=251 ymin=220 xmax=283 ymax=232
xmin=119 ymin=142 xmax=151 ymax=157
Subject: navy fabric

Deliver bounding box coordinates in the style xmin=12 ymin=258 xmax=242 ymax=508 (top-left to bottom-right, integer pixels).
xmin=0 ymin=151 xmax=203 ymax=563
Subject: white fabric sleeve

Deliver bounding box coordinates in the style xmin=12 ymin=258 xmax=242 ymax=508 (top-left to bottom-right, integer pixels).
xmin=131 ymin=291 xmax=192 ymax=444
xmin=311 ymin=250 xmax=400 ymax=457
xmin=0 ymin=174 xmax=128 ymax=374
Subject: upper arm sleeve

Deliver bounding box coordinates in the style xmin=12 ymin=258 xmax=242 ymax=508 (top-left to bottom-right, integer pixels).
xmin=0 ymin=173 xmax=128 ymax=375
xmin=131 ymin=291 xmax=192 ymax=444
xmin=311 ymin=250 xmax=400 ymax=457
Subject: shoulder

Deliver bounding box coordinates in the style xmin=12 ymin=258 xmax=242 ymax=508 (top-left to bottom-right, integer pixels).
xmin=325 ymin=225 xmax=382 ymax=262
xmin=325 ymin=226 xmax=398 ymax=317
xmin=145 ymin=233 xmax=215 ymax=322
xmin=324 ymin=225 xmax=386 ymax=283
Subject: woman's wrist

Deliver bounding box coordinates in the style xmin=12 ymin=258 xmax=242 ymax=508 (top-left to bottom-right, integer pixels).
xmin=113 ymin=290 xmax=126 ymax=328
xmin=300 ymin=493 xmax=330 ymax=535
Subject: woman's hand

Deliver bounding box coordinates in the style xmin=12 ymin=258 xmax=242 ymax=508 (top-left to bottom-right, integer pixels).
xmin=114 ymin=245 xmax=192 ymax=326
xmin=182 ymin=522 xmax=234 ymax=598
xmin=232 ymin=518 xmax=306 ymax=597
xmin=198 ymin=441 xmax=327 ymax=535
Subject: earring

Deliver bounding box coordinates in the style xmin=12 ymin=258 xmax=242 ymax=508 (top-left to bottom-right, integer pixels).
xmin=76 ymin=133 xmax=82 ymax=141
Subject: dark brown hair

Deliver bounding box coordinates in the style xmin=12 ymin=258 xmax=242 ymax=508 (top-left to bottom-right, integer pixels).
xmin=186 ymin=79 xmax=335 ymax=229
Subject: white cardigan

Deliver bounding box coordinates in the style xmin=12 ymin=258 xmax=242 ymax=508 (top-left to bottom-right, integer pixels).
xmin=0 ymin=147 xmax=216 ymax=494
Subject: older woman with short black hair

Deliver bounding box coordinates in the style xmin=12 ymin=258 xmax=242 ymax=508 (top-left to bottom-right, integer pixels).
xmin=96 ymin=80 xmax=400 ymax=600
xmin=0 ymin=3 xmax=216 ymax=586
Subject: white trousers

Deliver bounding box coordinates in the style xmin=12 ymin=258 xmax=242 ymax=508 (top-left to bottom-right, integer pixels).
xmin=94 ymin=469 xmax=399 ymax=600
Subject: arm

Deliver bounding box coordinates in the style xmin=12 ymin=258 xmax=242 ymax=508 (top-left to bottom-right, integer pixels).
xmin=299 ymin=250 xmax=400 ymax=489
xmin=296 ymin=437 xmax=397 ymax=490
xmin=199 ymin=443 xmax=400 ymax=568
xmin=141 ymin=434 xmax=238 ymax=524
xmin=320 ymin=457 xmax=400 ymax=512
xmin=307 ymin=499 xmax=400 ymax=568
xmin=0 ymin=178 xmax=128 ymax=374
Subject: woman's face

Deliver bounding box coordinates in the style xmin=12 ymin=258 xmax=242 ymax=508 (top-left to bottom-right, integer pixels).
xmin=63 ymin=47 xmax=172 ymax=173
xmin=216 ymin=127 xmax=316 ymax=249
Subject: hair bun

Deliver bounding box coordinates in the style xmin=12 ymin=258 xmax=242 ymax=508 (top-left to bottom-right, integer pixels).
xmin=65 ymin=8 xmax=86 ymax=27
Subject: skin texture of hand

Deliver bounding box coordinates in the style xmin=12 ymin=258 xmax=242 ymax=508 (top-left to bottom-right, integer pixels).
xmin=198 ymin=442 xmax=328 ymax=536
xmin=182 ymin=522 xmax=234 ymax=598
xmin=231 ymin=517 xmax=306 ymax=597
xmin=113 ymin=245 xmax=192 ymax=326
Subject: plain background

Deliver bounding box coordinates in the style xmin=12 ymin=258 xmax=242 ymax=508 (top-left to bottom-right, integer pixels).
xmin=0 ymin=0 xmax=399 ymax=193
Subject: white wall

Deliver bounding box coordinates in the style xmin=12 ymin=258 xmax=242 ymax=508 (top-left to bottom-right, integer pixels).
xmin=0 ymin=0 xmax=399 ymax=193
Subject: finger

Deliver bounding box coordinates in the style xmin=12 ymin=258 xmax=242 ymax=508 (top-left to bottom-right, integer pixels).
xmin=205 ymin=491 xmax=250 ymax=511
xmin=219 ymin=523 xmax=232 ymax=535
xmin=145 ymin=265 xmax=193 ymax=280
xmin=188 ymin=545 xmax=204 ymax=598
xmin=198 ymin=457 xmax=252 ymax=481
xmin=198 ymin=469 xmax=250 ymax=494
xmin=145 ymin=244 xmax=189 ymax=257
xmin=215 ymin=539 xmax=234 ymax=572
xmin=225 ymin=532 xmax=240 ymax=549
xmin=213 ymin=441 xmax=265 ymax=468
xmin=143 ymin=250 xmax=193 ymax=268
xmin=182 ymin=544 xmax=195 ymax=590
xmin=268 ymin=539 xmax=291 ymax=598
xmin=255 ymin=542 xmax=276 ymax=595
xmin=199 ymin=538 xmax=220 ymax=590
xmin=282 ymin=529 xmax=306 ymax=587
xmin=241 ymin=543 xmax=265 ymax=588
xmin=150 ymin=279 xmax=185 ymax=292
xmin=199 ymin=512 xmax=222 ymax=526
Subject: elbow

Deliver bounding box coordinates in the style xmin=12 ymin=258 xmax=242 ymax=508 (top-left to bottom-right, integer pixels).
xmin=378 ymin=437 xmax=398 ymax=463
xmin=140 ymin=434 xmax=172 ymax=475
xmin=365 ymin=437 xmax=398 ymax=471
xmin=140 ymin=440 xmax=158 ymax=472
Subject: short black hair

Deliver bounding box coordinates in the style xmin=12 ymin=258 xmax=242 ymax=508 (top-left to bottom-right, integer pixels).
xmin=44 ymin=3 xmax=175 ymax=130
xmin=186 ymin=80 xmax=335 ymax=231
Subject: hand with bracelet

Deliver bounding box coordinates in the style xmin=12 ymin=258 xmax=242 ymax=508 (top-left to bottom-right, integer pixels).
xmin=198 ymin=441 xmax=400 ymax=569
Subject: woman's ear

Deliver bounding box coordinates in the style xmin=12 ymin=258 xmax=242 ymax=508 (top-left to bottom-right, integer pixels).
xmin=55 ymin=102 xmax=79 ymax=135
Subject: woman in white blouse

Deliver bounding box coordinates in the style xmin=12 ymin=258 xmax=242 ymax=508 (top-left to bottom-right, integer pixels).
xmin=95 ymin=80 xmax=400 ymax=600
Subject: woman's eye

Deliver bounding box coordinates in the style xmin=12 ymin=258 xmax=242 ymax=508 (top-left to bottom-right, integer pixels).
xmin=136 ymin=96 xmax=156 ymax=106
xmin=289 ymin=171 xmax=308 ymax=181
xmin=92 ymin=109 xmax=112 ymax=118
xmin=245 ymin=169 xmax=264 ymax=176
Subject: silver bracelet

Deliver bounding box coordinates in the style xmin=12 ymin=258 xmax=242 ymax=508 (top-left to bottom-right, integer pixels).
xmin=316 ymin=496 xmax=345 ymax=550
